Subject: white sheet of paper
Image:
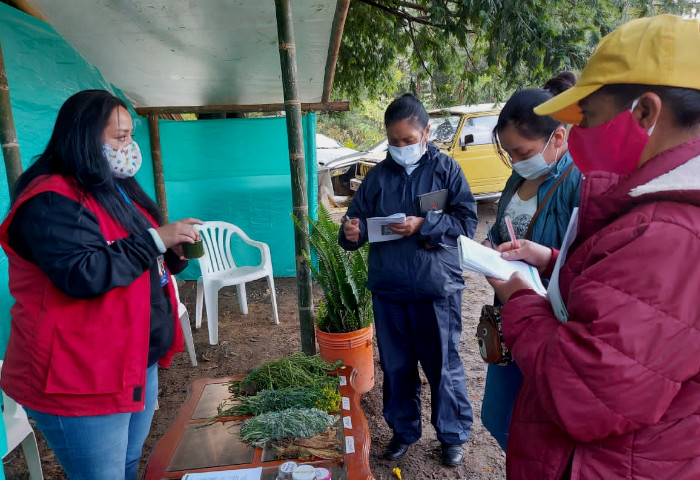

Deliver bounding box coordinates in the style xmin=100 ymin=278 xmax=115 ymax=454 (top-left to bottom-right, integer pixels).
xmin=457 ymin=236 xmax=546 ymax=295
xmin=546 ymin=208 xmax=579 ymax=323
xmin=367 ymin=213 xmax=406 ymax=243
xmin=181 ymin=467 xmax=262 ymax=480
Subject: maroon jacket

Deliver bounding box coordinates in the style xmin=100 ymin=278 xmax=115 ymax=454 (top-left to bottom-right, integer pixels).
xmin=501 ymin=138 xmax=700 ymax=479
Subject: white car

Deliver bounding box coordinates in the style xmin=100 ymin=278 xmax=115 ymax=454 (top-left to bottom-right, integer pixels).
xmin=316 ymin=134 xmax=359 ymax=196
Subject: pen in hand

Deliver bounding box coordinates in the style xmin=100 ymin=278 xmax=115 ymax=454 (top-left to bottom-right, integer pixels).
xmin=504 ymin=215 xmax=519 ymax=249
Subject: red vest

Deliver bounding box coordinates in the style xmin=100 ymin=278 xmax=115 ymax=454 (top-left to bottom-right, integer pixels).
xmin=0 ymin=175 xmax=183 ymax=416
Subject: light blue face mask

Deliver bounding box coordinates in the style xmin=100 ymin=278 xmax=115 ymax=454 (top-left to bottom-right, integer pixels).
xmin=388 ymin=132 xmax=427 ymax=173
xmin=511 ymin=131 xmax=558 ymax=180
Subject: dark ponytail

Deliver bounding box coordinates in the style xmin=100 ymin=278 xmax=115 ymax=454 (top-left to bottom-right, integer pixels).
xmin=384 ymin=93 xmax=429 ymax=130
xmin=543 ymin=71 xmax=577 ymax=96
xmin=492 ymin=72 xmax=577 ymax=164
xmin=12 ymin=90 xmax=162 ymax=233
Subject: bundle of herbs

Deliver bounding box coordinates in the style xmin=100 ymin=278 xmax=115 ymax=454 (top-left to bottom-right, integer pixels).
xmin=228 ymin=352 xmax=342 ymax=396
xmin=217 ymin=385 xmax=341 ymax=417
xmin=239 ymin=407 xmax=335 ymax=447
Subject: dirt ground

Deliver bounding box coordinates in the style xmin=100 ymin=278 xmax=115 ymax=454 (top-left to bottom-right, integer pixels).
xmin=4 ymin=201 xmax=504 ymax=480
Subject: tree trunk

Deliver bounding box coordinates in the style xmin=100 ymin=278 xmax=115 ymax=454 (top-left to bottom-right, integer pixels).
xmin=274 ymin=0 xmax=315 ymax=355
xmin=0 ymin=40 xmax=23 ymax=193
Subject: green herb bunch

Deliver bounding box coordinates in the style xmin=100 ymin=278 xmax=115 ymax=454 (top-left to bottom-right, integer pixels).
xmin=293 ymin=203 xmax=373 ymax=333
xmin=218 ymin=385 xmax=341 ymax=417
xmin=240 ymin=407 xmax=335 ymax=447
xmin=228 ymin=352 xmax=342 ymax=396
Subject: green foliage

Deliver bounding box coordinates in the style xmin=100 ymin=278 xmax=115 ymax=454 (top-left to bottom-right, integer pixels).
xmin=333 ymin=0 xmax=696 ymax=108
xmin=293 ymin=204 xmax=373 ymax=333
xmin=228 ymin=353 xmax=342 ymax=396
xmin=216 ymin=385 xmax=341 ymax=417
xmin=239 ymin=407 xmax=336 ymax=447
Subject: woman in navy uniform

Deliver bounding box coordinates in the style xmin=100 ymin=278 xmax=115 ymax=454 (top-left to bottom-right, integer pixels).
xmin=339 ymin=94 xmax=478 ymax=467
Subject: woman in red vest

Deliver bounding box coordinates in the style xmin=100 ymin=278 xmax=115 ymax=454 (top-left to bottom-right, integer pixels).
xmin=0 ymin=90 xmax=201 ymax=479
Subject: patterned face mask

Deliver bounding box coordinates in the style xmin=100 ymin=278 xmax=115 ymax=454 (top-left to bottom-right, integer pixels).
xmin=102 ymin=141 xmax=142 ymax=178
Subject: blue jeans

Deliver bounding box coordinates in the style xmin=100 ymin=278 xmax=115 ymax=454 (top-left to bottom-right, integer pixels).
xmin=481 ymin=361 xmax=522 ymax=451
xmin=26 ymin=364 xmax=158 ymax=480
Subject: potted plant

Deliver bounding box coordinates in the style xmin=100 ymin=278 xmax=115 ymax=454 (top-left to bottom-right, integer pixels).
xmin=294 ymin=204 xmax=375 ymax=393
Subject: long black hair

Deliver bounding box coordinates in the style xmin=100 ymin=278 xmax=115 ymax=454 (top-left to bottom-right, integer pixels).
xmin=492 ymin=71 xmax=577 ymax=164
xmin=11 ymin=90 xmax=162 ymax=233
xmin=384 ymin=93 xmax=429 ymax=130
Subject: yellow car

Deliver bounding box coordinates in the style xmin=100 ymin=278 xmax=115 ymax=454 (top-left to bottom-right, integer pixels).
xmin=350 ymin=104 xmax=511 ymax=201
xmin=428 ymin=104 xmax=510 ymax=200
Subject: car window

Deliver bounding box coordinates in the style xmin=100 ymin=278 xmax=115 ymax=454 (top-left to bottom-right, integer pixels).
xmin=428 ymin=115 xmax=461 ymax=143
xmin=460 ymin=114 xmax=499 ymax=146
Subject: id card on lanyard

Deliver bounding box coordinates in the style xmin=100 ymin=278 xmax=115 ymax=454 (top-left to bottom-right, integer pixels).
xmin=546 ymin=207 xmax=579 ymax=323
xmin=157 ymin=255 xmax=170 ymax=287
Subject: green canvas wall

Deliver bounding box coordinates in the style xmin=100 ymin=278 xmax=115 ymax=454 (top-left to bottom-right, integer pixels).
xmin=159 ymin=115 xmax=317 ymax=280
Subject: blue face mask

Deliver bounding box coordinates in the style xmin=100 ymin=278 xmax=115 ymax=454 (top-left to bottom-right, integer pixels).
xmin=511 ymin=132 xmax=558 ymax=180
xmin=388 ymin=134 xmax=426 ymax=171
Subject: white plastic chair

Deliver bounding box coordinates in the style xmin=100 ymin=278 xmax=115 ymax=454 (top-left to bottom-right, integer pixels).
xmin=171 ymin=275 xmax=197 ymax=366
xmin=195 ymin=221 xmax=279 ymax=345
xmin=0 ymin=360 xmax=44 ymax=479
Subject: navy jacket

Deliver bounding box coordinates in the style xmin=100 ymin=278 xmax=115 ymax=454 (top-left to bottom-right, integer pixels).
xmin=339 ymin=144 xmax=478 ymax=301
xmin=490 ymin=151 xmax=581 ymax=250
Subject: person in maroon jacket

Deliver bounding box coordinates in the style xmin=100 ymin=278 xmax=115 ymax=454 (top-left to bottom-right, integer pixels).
xmin=0 ymin=90 xmax=201 ymax=480
xmin=487 ymin=15 xmax=700 ymax=480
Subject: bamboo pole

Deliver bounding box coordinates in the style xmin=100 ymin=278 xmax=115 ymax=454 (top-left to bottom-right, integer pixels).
xmin=274 ymin=0 xmax=315 ymax=355
xmin=0 ymin=40 xmax=23 ymax=192
xmin=147 ymin=115 xmax=169 ymax=223
xmin=135 ymin=101 xmax=349 ymax=117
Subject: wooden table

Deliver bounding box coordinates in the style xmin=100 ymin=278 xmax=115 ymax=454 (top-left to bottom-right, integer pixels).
xmin=145 ymin=365 xmax=374 ymax=479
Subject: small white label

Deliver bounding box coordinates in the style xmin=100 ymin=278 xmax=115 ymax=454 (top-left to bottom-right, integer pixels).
xmin=342 ymin=397 xmax=350 ymax=410
xmin=343 ymin=416 xmax=353 ymax=429
xmin=339 ymin=375 xmax=347 ymax=386
xmin=345 ymin=436 xmax=356 ymax=454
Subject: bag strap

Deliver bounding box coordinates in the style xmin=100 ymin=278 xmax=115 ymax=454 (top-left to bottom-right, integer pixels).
xmin=525 ymin=163 xmax=575 ymax=240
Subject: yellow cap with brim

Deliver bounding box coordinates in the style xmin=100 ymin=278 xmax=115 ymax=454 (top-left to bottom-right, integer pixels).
xmin=534 ymin=14 xmax=700 ymax=124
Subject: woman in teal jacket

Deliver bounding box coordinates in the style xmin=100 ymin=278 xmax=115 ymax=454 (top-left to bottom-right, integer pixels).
xmin=481 ymin=73 xmax=582 ymax=450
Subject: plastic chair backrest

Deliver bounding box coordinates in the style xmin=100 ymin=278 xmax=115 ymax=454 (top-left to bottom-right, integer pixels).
xmin=196 ymin=222 xmax=259 ymax=275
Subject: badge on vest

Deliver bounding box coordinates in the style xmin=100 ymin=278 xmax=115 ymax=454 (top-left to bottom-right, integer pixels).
xmin=157 ymin=255 xmax=169 ymax=287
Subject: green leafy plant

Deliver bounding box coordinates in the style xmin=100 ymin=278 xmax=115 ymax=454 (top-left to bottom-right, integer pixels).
xmin=293 ymin=204 xmax=373 ymax=333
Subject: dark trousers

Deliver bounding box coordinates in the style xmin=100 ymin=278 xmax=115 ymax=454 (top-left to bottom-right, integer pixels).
xmin=373 ymin=291 xmax=473 ymax=445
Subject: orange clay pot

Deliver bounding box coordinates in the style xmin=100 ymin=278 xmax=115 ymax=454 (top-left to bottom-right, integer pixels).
xmin=316 ymin=324 xmax=375 ymax=394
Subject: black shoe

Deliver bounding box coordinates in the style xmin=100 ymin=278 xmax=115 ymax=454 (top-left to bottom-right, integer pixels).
xmin=441 ymin=443 xmax=463 ymax=467
xmin=385 ymin=437 xmax=410 ymax=461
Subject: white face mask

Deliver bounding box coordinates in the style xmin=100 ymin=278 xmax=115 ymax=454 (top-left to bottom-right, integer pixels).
xmin=630 ymin=97 xmax=656 ymax=135
xmin=388 ymin=136 xmax=426 ymax=170
xmin=103 ymin=141 xmax=142 ymax=178
xmin=511 ymin=132 xmax=557 ymax=180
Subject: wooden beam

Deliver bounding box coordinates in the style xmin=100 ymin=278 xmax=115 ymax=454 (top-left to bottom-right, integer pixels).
xmin=147 ymin=115 xmax=169 ymax=223
xmin=134 ymin=101 xmax=349 ymax=117
xmin=0 ymin=40 xmax=23 ymax=192
xmin=5 ymin=0 xmax=49 ymax=23
xmin=322 ymin=0 xmax=351 ymax=103
xmin=275 ymin=0 xmax=316 ymax=355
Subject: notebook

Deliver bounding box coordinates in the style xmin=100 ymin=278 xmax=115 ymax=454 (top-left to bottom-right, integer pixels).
xmin=417 ymin=189 xmax=448 ymax=214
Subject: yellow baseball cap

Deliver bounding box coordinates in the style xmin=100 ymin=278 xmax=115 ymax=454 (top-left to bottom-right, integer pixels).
xmin=534 ymin=14 xmax=700 ymax=124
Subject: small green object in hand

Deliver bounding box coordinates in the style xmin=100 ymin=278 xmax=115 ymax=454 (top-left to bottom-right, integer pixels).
xmin=182 ymin=239 xmax=204 ymax=259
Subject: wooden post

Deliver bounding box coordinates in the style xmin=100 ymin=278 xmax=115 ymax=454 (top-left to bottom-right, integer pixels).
xmin=147 ymin=115 xmax=169 ymax=223
xmin=274 ymin=0 xmax=316 ymax=355
xmin=0 ymin=40 xmax=23 ymax=192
